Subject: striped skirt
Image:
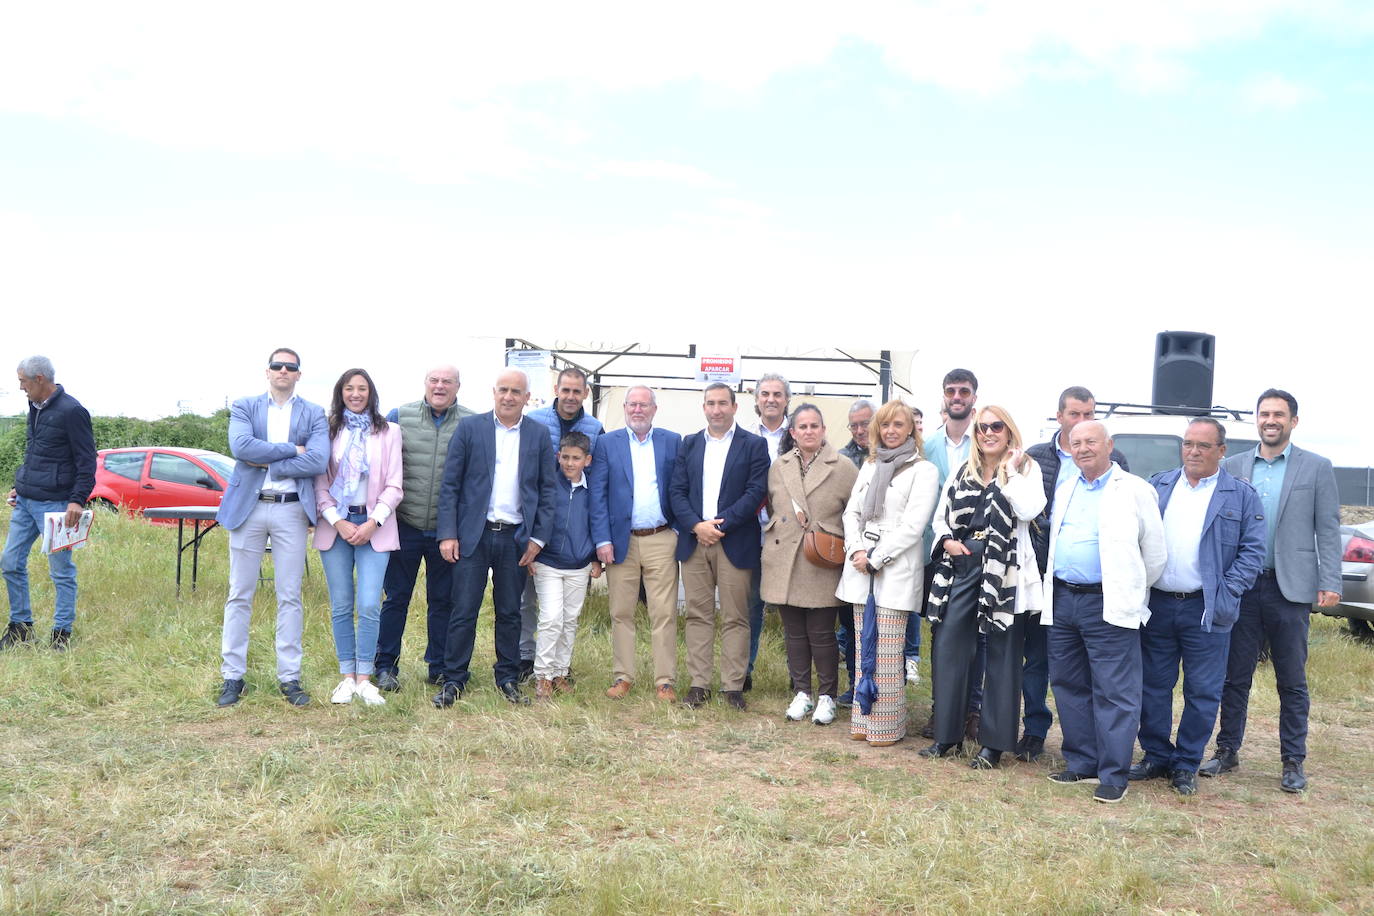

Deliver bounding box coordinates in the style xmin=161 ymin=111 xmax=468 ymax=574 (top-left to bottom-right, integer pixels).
xmin=849 ymin=604 xmax=909 ymax=745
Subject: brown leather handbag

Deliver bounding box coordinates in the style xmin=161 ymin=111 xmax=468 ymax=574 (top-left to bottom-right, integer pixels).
xmin=802 ymin=527 xmax=846 ymax=569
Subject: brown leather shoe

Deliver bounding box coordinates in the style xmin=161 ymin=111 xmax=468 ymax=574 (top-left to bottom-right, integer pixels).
xmin=552 ymin=676 xmax=573 ymax=694
xmin=682 ymin=686 xmax=710 ymax=708
xmin=723 ymin=690 xmax=746 ymax=710
xmin=850 ymin=731 xmax=868 ymax=741
xmin=605 ymin=678 xmax=632 ymax=699
xmin=535 ymin=678 xmax=554 ymax=701
xmin=655 ymin=684 xmax=677 ymax=702
xmin=965 ymin=710 xmax=981 ymax=743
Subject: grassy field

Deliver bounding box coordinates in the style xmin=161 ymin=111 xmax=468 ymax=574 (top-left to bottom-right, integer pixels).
xmin=1 ymin=509 xmax=1373 ymax=915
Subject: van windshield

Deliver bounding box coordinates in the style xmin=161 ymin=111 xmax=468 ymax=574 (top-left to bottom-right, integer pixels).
xmin=1113 ymin=435 xmax=1259 ymax=480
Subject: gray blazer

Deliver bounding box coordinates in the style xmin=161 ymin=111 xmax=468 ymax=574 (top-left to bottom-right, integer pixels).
xmin=217 ymin=394 xmax=330 ymax=530
xmin=1222 ymin=443 xmax=1342 ymax=604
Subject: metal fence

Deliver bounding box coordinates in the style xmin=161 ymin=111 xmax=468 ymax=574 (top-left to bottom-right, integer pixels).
xmin=1336 ymin=467 xmax=1373 ymax=507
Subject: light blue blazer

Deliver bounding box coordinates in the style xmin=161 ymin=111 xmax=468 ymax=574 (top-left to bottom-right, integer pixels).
xmin=216 ymin=393 xmax=330 ymax=530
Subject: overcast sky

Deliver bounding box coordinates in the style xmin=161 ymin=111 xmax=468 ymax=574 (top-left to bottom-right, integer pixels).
xmin=3 ymin=2 xmax=1371 ymax=462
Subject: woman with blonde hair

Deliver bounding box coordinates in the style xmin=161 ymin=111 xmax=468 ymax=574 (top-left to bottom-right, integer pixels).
xmin=836 ymin=399 xmax=940 ymax=746
xmin=921 ymin=405 xmax=1046 ymax=767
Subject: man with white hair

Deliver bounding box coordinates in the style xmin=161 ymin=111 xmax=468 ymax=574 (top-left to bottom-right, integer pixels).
xmin=433 ymin=368 xmax=557 ymax=708
xmin=2 ymin=356 xmax=96 ymax=650
xmin=745 ymin=371 xmax=790 ymax=690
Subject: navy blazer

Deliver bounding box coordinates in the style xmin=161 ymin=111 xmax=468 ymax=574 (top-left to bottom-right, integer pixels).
xmin=436 ymin=411 xmax=557 ymax=558
xmin=217 ymin=393 xmax=329 ymax=529
xmin=1149 ymin=467 xmax=1266 ymax=631
xmin=668 ymin=425 xmax=770 ymax=569
xmin=588 ymin=427 xmax=682 ymax=565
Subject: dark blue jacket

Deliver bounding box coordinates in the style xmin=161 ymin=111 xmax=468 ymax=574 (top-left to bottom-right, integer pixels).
xmin=15 ymin=385 xmax=97 ymax=505
xmin=668 ymin=425 xmax=769 ymax=569
xmin=526 ymin=406 xmax=603 ymax=459
xmin=1149 ymin=467 xmax=1267 ymax=632
xmin=436 ymin=412 xmax=557 ymax=557
xmin=588 ymin=426 xmax=681 ymax=564
xmin=539 ymin=474 xmax=596 ymax=569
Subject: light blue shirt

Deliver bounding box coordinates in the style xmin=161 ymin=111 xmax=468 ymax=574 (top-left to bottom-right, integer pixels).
xmin=628 ymin=428 xmax=668 ymax=531
xmin=1053 ymin=466 xmax=1115 ymax=585
xmin=1248 ymin=443 xmax=1291 ymax=568
xmin=933 ymin=429 xmax=972 ymax=488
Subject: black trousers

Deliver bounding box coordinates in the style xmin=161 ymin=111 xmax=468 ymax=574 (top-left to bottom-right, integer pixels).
xmin=930 ymin=543 xmax=1025 ymax=752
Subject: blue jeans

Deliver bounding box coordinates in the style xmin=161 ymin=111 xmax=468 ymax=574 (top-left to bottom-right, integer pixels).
xmin=318 ymin=513 xmax=390 ymax=676
xmin=1021 ymin=613 xmax=1052 ymax=738
xmin=3 ymin=496 xmax=78 ymax=630
xmin=1139 ymin=590 xmax=1230 ymax=772
xmin=376 ymin=520 xmax=454 ymax=680
xmin=443 ymin=525 xmax=525 ymax=689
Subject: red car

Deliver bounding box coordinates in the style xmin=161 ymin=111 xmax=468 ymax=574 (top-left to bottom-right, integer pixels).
xmin=90 ymin=447 xmax=236 ymax=520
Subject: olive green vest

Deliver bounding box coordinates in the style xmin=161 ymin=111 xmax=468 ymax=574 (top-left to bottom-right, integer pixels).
xmin=395 ymin=399 xmax=472 ymax=531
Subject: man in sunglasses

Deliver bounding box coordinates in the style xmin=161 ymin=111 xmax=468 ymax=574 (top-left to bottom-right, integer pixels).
xmin=214 ymin=348 xmax=329 ymax=708
xmin=1020 ymin=386 xmax=1129 ymax=762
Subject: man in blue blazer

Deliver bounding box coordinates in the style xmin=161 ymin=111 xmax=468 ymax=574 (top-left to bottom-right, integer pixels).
xmin=1202 ymin=389 xmax=1342 ymax=792
xmin=1130 ymin=418 xmax=1266 ymax=796
xmin=433 ymin=368 xmax=557 ymax=707
xmin=588 ymin=385 xmax=681 ymax=701
xmin=215 ymin=348 xmax=329 ymax=708
xmin=668 ymin=382 xmax=769 ymax=710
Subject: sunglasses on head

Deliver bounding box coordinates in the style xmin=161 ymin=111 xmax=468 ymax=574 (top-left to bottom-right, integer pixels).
xmin=976 ymin=421 xmax=1006 ymax=434
xmin=269 ymin=361 xmax=300 ymax=372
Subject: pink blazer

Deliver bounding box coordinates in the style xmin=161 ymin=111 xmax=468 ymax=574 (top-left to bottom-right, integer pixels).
xmin=312 ymin=421 xmax=404 ymax=552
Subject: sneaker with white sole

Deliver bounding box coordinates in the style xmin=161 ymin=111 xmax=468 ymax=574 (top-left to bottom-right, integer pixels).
xmin=785 ymin=691 xmax=814 ymax=721
xmin=905 ymin=657 xmax=920 ymax=685
xmin=354 ymin=680 xmax=387 ymax=706
xmin=330 ymin=678 xmax=355 ymax=704
xmin=812 ymin=694 xmax=836 ymax=725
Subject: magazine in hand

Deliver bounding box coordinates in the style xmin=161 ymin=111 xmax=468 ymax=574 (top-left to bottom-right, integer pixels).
xmin=42 ymin=510 xmax=94 ymax=553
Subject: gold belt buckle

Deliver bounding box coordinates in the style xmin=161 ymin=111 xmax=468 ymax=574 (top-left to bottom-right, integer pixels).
xmin=972 ymin=530 xmax=988 ymax=540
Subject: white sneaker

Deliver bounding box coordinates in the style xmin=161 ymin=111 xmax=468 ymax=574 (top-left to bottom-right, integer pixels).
xmin=905 ymin=657 xmax=921 ymax=685
xmin=354 ymin=679 xmax=387 ymax=706
xmin=785 ymin=691 xmax=814 ymax=721
xmin=813 ymin=694 xmax=837 ymax=725
xmin=330 ymin=678 xmax=355 ymax=704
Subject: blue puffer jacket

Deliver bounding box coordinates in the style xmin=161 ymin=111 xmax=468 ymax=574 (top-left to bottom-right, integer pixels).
xmin=14 ymin=385 xmax=97 ymax=504
xmin=539 ymin=473 xmax=596 ymax=570
xmin=526 ymin=406 xmax=603 ymax=459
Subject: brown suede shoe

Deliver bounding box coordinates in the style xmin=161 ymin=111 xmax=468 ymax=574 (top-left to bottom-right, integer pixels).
xmin=655 ymin=684 xmax=677 ymax=702
xmin=605 ymin=678 xmax=632 ymax=699
xmin=535 ymin=678 xmax=554 ymax=701
xmin=552 ymin=676 xmax=573 ymax=694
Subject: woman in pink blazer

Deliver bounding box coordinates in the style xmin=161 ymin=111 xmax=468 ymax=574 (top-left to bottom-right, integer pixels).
xmin=313 ymin=368 xmax=403 ymax=706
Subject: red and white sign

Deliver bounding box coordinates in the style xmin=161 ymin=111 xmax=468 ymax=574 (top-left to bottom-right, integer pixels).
xmin=695 ymin=355 xmax=741 ymax=384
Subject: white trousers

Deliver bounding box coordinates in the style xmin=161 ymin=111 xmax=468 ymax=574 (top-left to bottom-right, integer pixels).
xmin=531 ymin=562 xmax=592 ymax=678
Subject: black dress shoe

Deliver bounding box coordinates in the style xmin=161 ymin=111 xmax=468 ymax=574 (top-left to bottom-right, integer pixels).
xmin=723 ymin=690 xmax=746 ymax=710
xmin=682 ymin=686 xmax=710 ymax=708
xmin=1281 ymin=758 xmax=1307 ymax=793
xmin=516 ymin=659 xmax=535 ymax=684
xmin=216 ymin=678 xmax=246 ymax=707
xmin=1013 ymin=734 xmax=1045 ymax=762
xmin=1170 ymin=769 xmax=1198 ymax=796
xmin=432 ymin=681 xmax=463 ymax=708
xmin=918 ymin=742 xmax=961 ymax=759
xmin=0 ymin=621 xmax=34 ymax=650
xmin=279 ymin=680 xmax=311 ymax=706
xmin=970 ymin=747 xmax=1001 ymax=769
xmin=742 ymin=674 xmax=754 ymax=693
xmin=426 ymin=671 xmax=444 ymax=686
xmin=1128 ymin=759 xmax=1170 ymax=781
xmin=375 ymin=670 xmax=401 ymax=692
xmin=1198 ymin=747 xmax=1239 ymax=777
xmin=49 ymin=628 xmax=71 ymax=651
xmin=498 ymin=681 xmax=531 ymax=706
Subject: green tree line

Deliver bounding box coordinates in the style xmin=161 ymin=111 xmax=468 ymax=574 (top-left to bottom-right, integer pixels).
xmin=0 ymin=410 xmax=231 ymax=488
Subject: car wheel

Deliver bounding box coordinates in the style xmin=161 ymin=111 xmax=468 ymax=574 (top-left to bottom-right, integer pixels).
xmin=1347 ymin=618 xmax=1374 ymax=643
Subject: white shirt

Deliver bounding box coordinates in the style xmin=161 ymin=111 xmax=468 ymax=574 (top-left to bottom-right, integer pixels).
xmin=629 ymin=428 xmax=667 ymax=530
xmin=1156 ymin=471 xmax=1218 ymax=593
xmin=488 ymin=414 xmax=524 ymax=524
xmin=701 ymin=425 xmax=735 ymax=521
xmin=260 ymin=393 xmax=297 ymax=494
xmin=756 ymin=421 xmax=786 ymax=463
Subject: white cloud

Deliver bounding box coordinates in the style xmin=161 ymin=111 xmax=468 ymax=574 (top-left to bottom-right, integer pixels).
xmin=1242 ymin=73 xmax=1318 ymax=110
xmin=594 ymin=160 xmax=727 ymax=189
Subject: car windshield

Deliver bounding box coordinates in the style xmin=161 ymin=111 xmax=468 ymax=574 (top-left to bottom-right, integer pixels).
xmin=1112 ymin=434 xmax=1259 ymax=480
xmin=201 ymin=453 xmax=236 ymax=480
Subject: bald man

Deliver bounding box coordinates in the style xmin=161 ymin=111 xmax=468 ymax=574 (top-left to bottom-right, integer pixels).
xmin=373 ymin=365 xmax=475 ymax=691
xmin=433 ymin=369 xmax=557 ymax=707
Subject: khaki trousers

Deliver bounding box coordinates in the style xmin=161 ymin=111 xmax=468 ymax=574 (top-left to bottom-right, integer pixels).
xmin=681 ymin=542 xmax=752 ymax=692
xmin=607 ymin=528 xmax=680 ymax=686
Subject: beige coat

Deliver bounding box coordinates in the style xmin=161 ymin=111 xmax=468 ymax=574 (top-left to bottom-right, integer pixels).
xmin=760 ymin=442 xmax=858 ymax=608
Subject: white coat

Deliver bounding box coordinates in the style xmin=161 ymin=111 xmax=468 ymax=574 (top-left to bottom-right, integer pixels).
xmin=836 ymin=454 xmax=940 ymax=611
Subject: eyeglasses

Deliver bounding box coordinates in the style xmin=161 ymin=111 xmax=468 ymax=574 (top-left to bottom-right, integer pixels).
xmin=976 ymin=421 xmax=1006 ymax=434
xmin=1181 ymin=440 xmax=1218 ymax=452
xmin=944 ymin=386 xmax=973 ymax=398
xmin=848 ymin=422 xmax=867 ymax=431
xmin=269 ymin=361 xmax=300 ymax=372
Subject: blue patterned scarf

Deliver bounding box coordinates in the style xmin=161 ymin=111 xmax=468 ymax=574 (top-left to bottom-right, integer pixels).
xmin=328 ymin=410 xmax=371 ymax=506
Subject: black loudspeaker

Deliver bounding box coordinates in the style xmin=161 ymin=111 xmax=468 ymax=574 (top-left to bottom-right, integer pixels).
xmin=1152 ymin=331 xmax=1215 ymax=416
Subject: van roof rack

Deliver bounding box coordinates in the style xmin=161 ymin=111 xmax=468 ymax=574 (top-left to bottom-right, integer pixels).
xmin=1094 ymin=402 xmax=1253 ymax=422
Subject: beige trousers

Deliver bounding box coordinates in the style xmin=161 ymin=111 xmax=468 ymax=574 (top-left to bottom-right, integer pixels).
xmin=607 ymin=528 xmax=680 ymax=686
xmin=681 ymin=542 xmax=752 ymax=691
